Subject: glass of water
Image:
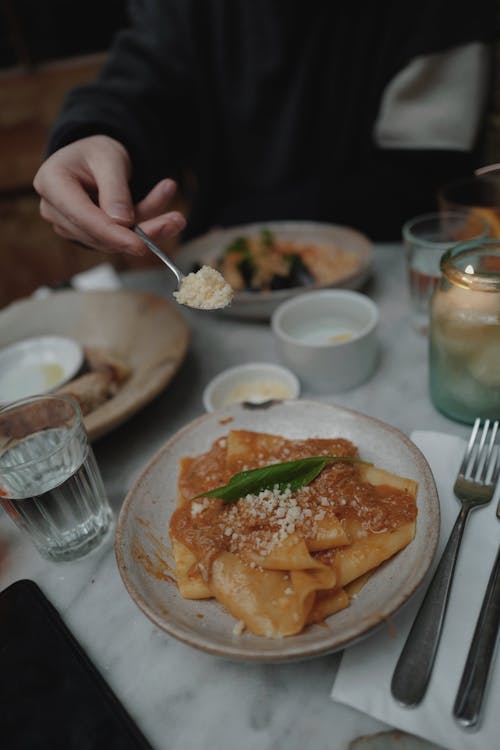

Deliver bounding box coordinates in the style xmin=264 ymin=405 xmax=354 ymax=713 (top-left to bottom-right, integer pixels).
xmin=402 ymin=210 xmax=489 ymax=334
xmin=0 ymin=394 xmax=113 ymax=561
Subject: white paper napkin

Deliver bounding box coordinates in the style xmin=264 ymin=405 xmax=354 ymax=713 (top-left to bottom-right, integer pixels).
xmin=70 ymin=263 xmax=122 ymax=291
xmin=331 ymin=430 xmax=500 ymax=750
xmin=32 ymin=263 xmax=122 ymax=299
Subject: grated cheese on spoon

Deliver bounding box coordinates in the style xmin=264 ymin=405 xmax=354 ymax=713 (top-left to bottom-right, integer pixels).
xmin=174 ymin=265 xmax=233 ymax=310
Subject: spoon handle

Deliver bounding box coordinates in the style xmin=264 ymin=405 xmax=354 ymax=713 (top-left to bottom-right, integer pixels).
xmin=133 ymin=226 xmax=184 ymax=287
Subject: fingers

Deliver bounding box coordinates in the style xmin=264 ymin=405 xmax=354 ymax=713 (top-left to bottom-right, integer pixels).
xmin=88 ymin=151 xmax=134 ymax=225
xmin=39 ymin=175 xmax=147 ymax=255
xmin=41 ymin=193 xmax=186 ymax=254
xmin=34 ymin=137 xmax=144 ymax=255
xmin=133 ymin=178 xmax=186 ymax=242
xmin=39 ymin=196 xmax=136 ymax=253
xmin=37 ymin=162 xmax=152 ymax=254
xmin=137 ymin=210 xmax=186 ymax=240
xmin=135 ymin=178 xmax=177 ymax=222
xmin=34 ymin=137 xmax=187 ymax=256
xmin=133 ymin=178 xmax=186 ymax=244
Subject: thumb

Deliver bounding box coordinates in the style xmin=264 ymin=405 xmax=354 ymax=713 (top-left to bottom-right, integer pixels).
xmin=92 ymin=148 xmax=134 ymax=226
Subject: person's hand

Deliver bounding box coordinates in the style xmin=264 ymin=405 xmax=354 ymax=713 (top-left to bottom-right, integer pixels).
xmin=33 ymin=135 xmax=186 ymax=255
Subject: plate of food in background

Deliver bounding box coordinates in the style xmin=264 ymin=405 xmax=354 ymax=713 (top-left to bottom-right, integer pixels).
xmin=0 ymin=290 xmax=189 ymax=441
xmin=115 ymin=400 xmax=439 ymax=661
xmin=175 ymin=221 xmax=373 ymax=319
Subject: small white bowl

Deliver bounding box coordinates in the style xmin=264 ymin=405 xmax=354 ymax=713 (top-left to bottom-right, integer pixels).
xmin=271 ymin=290 xmax=379 ymax=393
xmin=202 ymin=362 xmax=300 ymax=412
xmin=0 ymin=335 xmax=84 ymax=404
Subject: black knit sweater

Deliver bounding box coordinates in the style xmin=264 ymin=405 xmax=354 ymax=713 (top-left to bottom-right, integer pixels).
xmin=47 ymin=0 xmax=496 ymax=240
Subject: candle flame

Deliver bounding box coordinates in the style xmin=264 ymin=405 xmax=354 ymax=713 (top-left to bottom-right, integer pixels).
xmin=465 ymin=264 xmax=475 ymax=275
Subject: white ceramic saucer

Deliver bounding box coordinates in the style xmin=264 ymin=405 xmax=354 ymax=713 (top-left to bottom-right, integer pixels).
xmin=0 ymin=335 xmax=84 ymax=403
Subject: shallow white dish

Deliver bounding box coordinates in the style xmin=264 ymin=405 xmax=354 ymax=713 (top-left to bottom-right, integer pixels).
xmin=0 ymin=291 xmax=189 ymax=441
xmin=202 ymin=362 xmax=300 ymax=411
xmin=115 ymin=400 xmax=439 ymax=662
xmin=0 ymin=335 xmax=83 ymax=403
xmin=272 ymin=290 xmax=379 ymax=393
xmin=175 ymin=221 xmax=372 ymax=320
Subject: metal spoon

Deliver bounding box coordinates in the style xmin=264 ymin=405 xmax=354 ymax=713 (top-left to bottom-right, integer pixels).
xmin=133 ymin=226 xmax=185 ymax=290
xmin=134 ymin=225 xmax=233 ymax=310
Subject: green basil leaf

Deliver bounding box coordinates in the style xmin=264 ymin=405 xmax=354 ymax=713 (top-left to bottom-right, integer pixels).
xmin=260 ymin=228 xmax=274 ymax=248
xmin=225 ymin=237 xmax=248 ymax=256
xmin=194 ymin=455 xmax=368 ymax=504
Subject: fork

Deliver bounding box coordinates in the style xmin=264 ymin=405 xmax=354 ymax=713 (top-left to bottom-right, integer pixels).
xmin=391 ymin=418 xmax=500 ymax=707
xmin=453 ymin=495 xmax=500 ymax=728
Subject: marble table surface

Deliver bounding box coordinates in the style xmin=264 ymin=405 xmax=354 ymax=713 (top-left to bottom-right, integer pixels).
xmin=0 ymin=244 xmax=471 ymax=750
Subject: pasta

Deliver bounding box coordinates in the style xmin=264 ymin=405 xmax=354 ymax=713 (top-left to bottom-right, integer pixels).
xmin=190 ymin=228 xmax=363 ymax=293
xmin=169 ymin=430 xmax=418 ymax=638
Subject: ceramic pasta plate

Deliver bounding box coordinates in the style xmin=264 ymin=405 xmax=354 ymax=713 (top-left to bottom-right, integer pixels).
xmin=175 ymin=221 xmax=372 ymax=320
xmin=115 ymin=400 xmax=439 ymax=662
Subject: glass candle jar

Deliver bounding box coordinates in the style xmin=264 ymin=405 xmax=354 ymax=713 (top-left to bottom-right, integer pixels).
xmin=429 ymin=239 xmax=500 ymax=424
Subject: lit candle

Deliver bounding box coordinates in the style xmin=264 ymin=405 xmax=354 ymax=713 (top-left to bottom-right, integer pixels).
xmin=429 ymin=239 xmax=500 ymax=423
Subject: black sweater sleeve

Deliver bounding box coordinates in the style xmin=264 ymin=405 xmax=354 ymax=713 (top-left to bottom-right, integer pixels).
xmin=47 ymin=1 xmax=196 ymax=201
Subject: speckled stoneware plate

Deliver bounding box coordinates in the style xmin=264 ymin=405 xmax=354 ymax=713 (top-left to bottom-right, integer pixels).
xmin=176 ymin=221 xmax=372 ymax=320
xmin=0 ymin=290 xmax=189 ymax=441
xmin=115 ymin=400 xmax=440 ymax=662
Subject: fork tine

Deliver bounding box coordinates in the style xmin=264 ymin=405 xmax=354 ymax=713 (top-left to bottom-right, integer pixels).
xmin=458 ymin=417 xmax=481 ymax=477
xmin=488 ymin=420 xmax=498 ymax=454
xmin=489 ymin=445 xmax=500 ymax=487
xmin=471 ymin=419 xmax=489 ymax=480
xmin=482 ymin=421 xmax=499 ymax=484
xmin=478 ymin=421 xmax=497 ymax=483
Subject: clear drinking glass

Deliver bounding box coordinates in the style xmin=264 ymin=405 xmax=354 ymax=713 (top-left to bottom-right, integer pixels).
xmin=429 ymin=239 xmax=500 ymax=424
xmin=403 ymin=211 xmax=489 ymax=334
xmin=0 ymin=394 xmax=113 ymax=561
xmin=438 ymin=171 xmax=500 ymax=238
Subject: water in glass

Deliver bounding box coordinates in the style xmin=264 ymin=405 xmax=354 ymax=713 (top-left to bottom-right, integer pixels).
xmin=0 ymin=427 xmax=112 ymax=561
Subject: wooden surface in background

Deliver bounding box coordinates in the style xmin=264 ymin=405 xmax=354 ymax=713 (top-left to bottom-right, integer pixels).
xmin=0 ymin=53 xmax=162 ymax=309
xmin=0 ymin=53 xmax=106 ymax=192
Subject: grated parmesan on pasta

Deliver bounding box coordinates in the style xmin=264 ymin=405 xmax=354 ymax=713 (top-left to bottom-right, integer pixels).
xmin=222 ymin=483 xmax=326 ymax=557
xmin=232 ymin=619 xmax=246 ymax=636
